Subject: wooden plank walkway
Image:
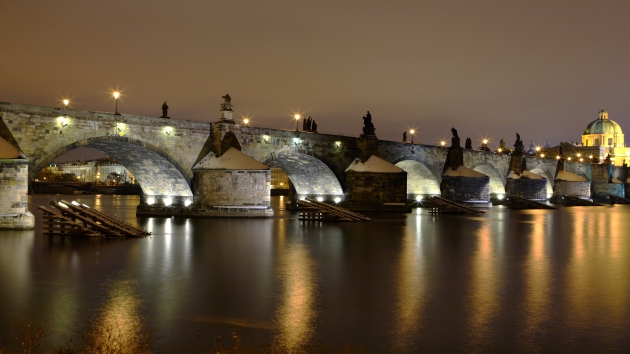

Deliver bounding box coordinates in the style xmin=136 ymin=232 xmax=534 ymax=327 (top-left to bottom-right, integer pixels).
xmin=608 ymin=195 xmax=630 ymax=205
xmin=562 ymin=195 xmax=604 ymax=207
xmin=427 ymin=197 xmax=486 ymax=215
xmin=295 ymin=199 xmax=371 ymax=222
xmin=39 ymin=200 xmax=150 ymax=238
xmin=508 ymin=196 xmax=558 ymax=210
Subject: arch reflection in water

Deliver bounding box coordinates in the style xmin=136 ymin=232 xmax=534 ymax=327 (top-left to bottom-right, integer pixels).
xmin=274 ymin=243 xmax=316 ymax=351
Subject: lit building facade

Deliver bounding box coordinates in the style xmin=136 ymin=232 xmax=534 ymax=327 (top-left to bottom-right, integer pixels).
xmin=270 ymin=167 xmax=289 ymax=189
xmin=582 ymin=108 xmax=627 ymax=165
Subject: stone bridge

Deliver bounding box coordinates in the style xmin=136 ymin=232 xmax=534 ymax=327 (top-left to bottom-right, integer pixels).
xmin=1 ymin=102 xmax=562 ymax=206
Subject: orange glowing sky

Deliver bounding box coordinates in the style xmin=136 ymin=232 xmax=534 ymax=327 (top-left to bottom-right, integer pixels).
xmin=2 ymin=0 xmax=630 ymax=159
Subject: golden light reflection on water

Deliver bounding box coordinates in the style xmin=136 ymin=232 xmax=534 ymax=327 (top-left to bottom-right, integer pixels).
xmin=392 ymin=216 xmax=426 ymax=352
xmin=274 ymin=244 xmax=315 ymax=351
xmin=467 ymin=220 xmax=499 ymax=346
xmin=82 ymin=280 xmax=149 ymax=353
xmin=519 ymin=211 xmax=550 ymax=348
xmin=566 ymin=208 xmax=629 ymax=335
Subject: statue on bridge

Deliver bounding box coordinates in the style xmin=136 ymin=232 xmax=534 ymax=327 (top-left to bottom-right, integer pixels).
xmin=450 ymin=127 xmax=460 ymax=148
xmin=160 ymin=102 xmax=169 ymax=118
xmin=402 ymin=131 xmax=407 ymax=142
xmin=362 ymin=111 xmax=376 ymax=136
xmin=514 ymin=132 xmax=524 ymax=153
xmin=499 ymin=138 xmax=505 ymax=150
xmin=221 ymin=94 xmax=233 ymax=111
xmin=465 ymin=137 xmax=472 ymax=149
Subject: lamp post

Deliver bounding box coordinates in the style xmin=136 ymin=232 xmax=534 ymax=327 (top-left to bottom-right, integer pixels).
xmin=410 ymin=129 xmax=415 ymax=144
xmin=440 ymin=140 xmax=446 ymax=147
xmin=294 ymin=114 xmax=301 ymax=131
xmin=63 ymin=99 xmax=69 ymax=115
xmin=113 ymin=91 xmax=121 ymax=115
xmin=243 ymin=118 xmax=250 ymax=126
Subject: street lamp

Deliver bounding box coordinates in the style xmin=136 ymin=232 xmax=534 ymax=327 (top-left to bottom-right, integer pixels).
xmin=294 ymin=114 xmax=301 ymax=131
xmin=440 ymin=140 xmax=446 ymax=147
xmin=410 ymin=129 xmax=415 ymax=144
xmin=113 ymin=91 xmax=121 ymax=115
xmin=243 ymin=117 xmax=250 ymax=126
xmin=63 ymin=99 xmax=69 ymax=113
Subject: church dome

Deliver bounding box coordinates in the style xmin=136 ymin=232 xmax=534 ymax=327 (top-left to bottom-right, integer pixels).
xmin=583 ymin=108 xmax=623 ymax=135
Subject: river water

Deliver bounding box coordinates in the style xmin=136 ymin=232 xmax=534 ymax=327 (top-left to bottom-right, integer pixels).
xmin=1 ymin=195 xmax=629 ymax=352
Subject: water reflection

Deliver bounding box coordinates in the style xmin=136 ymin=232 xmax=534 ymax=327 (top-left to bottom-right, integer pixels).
xmin=391 ymin=215 xmax=426 ymax=352
xmin=274 ymin=243 xmax=316 ymax=351
xmin=81 ymin=280 xmax=149 ymax=353
xmin=466 ymin=219 xmax=499 ymax=347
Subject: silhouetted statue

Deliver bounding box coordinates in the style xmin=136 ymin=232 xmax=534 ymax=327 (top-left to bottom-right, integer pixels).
xmin=311 ymin=120 xmax=317 ymax=133
xmin=221 ymin=94 xmax=233 ymax=111
xmin=161 ymin=102 xmax=169 ymax=118
xmin=465 ymin=137 xmax=472 ymax=149
xmin=362 ymin=111 xmax=376 ymax=136
xmin=302 ymin=116 xmax=308 ymax=131
xmin=514 ymin=132 xmax=524 ymax=153
xmin=450 ymin=127 xmax=460 ymax=148
xmin=402 ymin=131 xmax=407 ymax=142
xmin=558 ymin=144 xmax=563 ymax=157
xmin=499 ymin=138 xmax=505 ymax=149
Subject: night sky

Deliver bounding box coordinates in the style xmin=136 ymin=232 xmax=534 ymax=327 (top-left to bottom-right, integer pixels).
xmin=2 ymin=1 xmax=630 ymax=161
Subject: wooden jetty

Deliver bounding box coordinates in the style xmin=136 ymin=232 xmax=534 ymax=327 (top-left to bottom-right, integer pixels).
xmin=508 ymin=196 xmax=558 ymax=210
xmin=295 ymin=198 xmax=371 ymax=222
xmin=427 ymin=197 xmax=486 ymax=215
xmin=562 ymin=195 xmax=604 ymax=207
xmin=39 ymin=200 xmax=150 ymax=237
xmin=608 ymin=195 xmax=630 ymax=205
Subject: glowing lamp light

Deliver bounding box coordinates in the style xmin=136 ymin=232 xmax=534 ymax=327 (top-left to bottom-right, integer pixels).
xmin=335 ymin=141 xmax=341 ymax=148
xmin=243 ymin=118 xmax=250 ymax=126
xmin=334 ymin=197 xmax=342 ymax=204
xmin=262 ymin=135 xmax=270 ymax=143
xmin=579 ymin=158 xmax=584 ymax=162
xmin=440 ymin=141 xmax=446 ymax=147
xmin=184 ymin=199 xmax=192 ymax=207
xmin=497 ymin=195 xmax=505 ymax=200
xmin=589 ymin=155 xmax=593 ymax=159
xmin=165 ymin=126 xmax=173 ymax=135
xmin=63 ymin=99 xmax=69 ymax=107
xmin=568 ymin=157 xmax=572 ymax=161
xmin=113 ymin=91 xmax=121 ymax=115
xmin=498 ymin=148 xmax=502 ymax=153
xmin=556 ymin=155 xmax=561 ymax=160
xmin=293 ymin=137 xmax=300 ymax=145
xmin=535 ymin=146 xmax=541 ymax=152
xmin=113 ymin=91 xmax=120 ymax=99
xmin=59 ymin=117 xmax=67 ymax=127
xmin=483 ymin=139 xmax=488 ymax=144
xmin=416 ymin=196 xmax=422 ymax=202
xmin=316 ymin=197 xmax=324 ymax=202
xmin=147 ymin=197 xmax=155 ymax=205
xmin=294 ymin=114 xmax=301 ymax=131
xmin=163 ymin=197 xmax=172 ymax=206
xmin=541 ymin=153 xmax=545 ymax=158
xmin=577 ymin=153 xmax=581 ymax=158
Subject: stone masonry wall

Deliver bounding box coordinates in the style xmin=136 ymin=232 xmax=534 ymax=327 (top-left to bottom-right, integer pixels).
xmin=440 ymin=176 xmax=490 ymax=202
xmin=551 ymin=180 xmax=591 ymax=202
xmin=345 ymin=171 xmax=407 ymax=205
xmin=0 ymin=159 xmax=28 ymax=213
xmin=505 ymin=179 xmax=547 ymax=200
xmin=193 ymin=170 xmax=270 ymax=206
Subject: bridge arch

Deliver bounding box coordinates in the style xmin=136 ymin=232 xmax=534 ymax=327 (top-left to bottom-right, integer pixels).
xmin=394 ymin=160 xmax=441 ymax=200
xmin=264 ymin=152 xmax=343 ymax=201
xmin=472 ymin=164 xmax=506 ymax=196
xmin=33 ymin=136 xmax=193 ymax=205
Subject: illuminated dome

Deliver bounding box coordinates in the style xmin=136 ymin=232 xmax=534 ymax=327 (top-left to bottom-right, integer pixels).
xmin=582 ymin=108 xmax=625 ymax=148
xmin=584 ymin=108 xmax=623 ymax=135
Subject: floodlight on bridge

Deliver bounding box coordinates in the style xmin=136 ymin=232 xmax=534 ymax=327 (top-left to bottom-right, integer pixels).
xmin=165 ymin=126 xmax=173 ymax=135
xmin=335 ymin=141 xmax=341 ymax=148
